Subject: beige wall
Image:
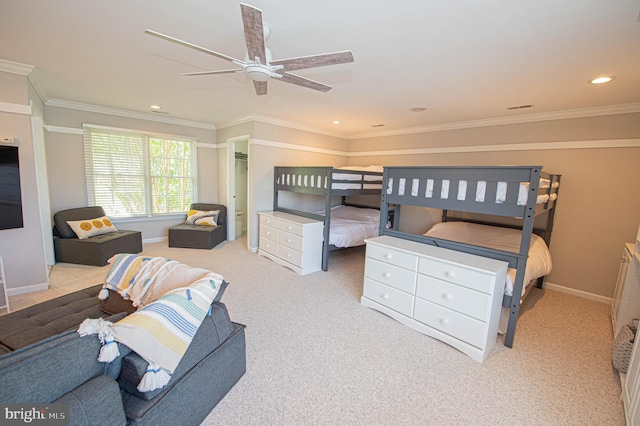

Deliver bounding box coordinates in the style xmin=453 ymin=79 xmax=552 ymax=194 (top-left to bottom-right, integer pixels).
xmin=217 ymin=121 xmax=350 ymax=250
xmin=44 ymin=106 xmax=218 ymax=241
xmin=347 ymin=113 xmax=640 ymax=298
xmin=0 ymin=72 xmax=49 ymax=293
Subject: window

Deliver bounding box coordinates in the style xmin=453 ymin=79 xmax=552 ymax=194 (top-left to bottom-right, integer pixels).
xmin=83 ymin=125 xmax=197 ymax=218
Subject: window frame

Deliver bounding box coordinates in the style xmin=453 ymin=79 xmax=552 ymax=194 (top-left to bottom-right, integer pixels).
xmin=82 ymin=124 xmax=198 ymax=219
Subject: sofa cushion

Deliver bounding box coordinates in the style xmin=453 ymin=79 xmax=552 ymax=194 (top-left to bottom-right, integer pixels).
xmin=118 ymin=302 xmax=233 ymax=401
xmin=0 ymin=285 xmax=106 ymax=351
xmin=55 ymin=374 xmax=127 ymax=426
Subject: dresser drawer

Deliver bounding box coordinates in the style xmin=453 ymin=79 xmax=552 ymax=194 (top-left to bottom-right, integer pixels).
xmin=278 ymin=245 xmax=303 ymax=268
xmin=259 ymin=237 xmax=278 ymax=256
xmin=260 ymin=214 xmax=277 ymax=228
xmin=363 ymin=278 xmax=414 ymax=317
xmin=365 ymin=258 xmax=416 ymax=294
xmin=419 ymin=257 xmax=494 ymax=294
xmin=278 ymin=220 xmax=304 ymax=236
xmin=366 ymin=244 xmax=418 ymax=271
xmin=413 ymin=298 xmax=487 ymax=349
xmin=416 ymin=275 xmax=491 ymax=322
xmin=279 ymin=231 xmax=303 ymax=251
xmin=259 ymin=224 xmax=278 ymax=242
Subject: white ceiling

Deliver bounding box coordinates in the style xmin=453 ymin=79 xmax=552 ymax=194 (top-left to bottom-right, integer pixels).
xmin=1 ymin=0 xmax=639 ymax=138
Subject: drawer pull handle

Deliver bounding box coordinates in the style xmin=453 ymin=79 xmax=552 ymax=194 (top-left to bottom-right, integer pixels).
xmin=384 ymin=253 xmax=393 ymax=260
xmin=287 ymin=226 xmax=293 ymax=230
xmin=287 ymin=239 xmax=292 ymax=243
xmin=445 ymin=271 xmax=455 ymax=278
xmin=443 ymin=293 xmax=453 ymax=300
xmin=266 ymin=231 xmax=271 ymax=235
xmin=440 ymin=318 xmax=449 ymax=326
xmin=383 ymin=272 xmax=391 ymax=278
xmin=381 ymin=293 xmax=389 ymax=299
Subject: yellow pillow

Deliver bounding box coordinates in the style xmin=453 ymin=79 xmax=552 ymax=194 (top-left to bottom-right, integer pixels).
xmin=67 ymin=216 xmax=118 ymax=239
xmin=185 ymin=210 xmax=219 ymax=226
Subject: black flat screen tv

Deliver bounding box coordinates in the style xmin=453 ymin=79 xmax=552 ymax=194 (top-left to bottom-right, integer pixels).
xmin=0 ymin=145 xmax=24 ymax=230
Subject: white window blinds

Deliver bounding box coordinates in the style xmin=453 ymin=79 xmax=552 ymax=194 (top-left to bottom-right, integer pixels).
xmin=83 ymin=125 xmax=197 ymax=218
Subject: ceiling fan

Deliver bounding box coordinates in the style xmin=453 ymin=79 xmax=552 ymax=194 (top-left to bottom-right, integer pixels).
xmin=145 ymin=3 xmax=354 ymax=95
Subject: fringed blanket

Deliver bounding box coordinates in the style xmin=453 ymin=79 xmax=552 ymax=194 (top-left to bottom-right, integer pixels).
xmin=80 ymin=255 xmax=224 ymax=391
xmin=101 ymin=253 xmax=216 ymax=308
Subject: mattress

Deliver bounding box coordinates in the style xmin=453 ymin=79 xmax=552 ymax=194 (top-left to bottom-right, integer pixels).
xmin=389 ymin=177 xmax=559 ymax=205
xmin=332 ymin=166 xmax=383 ymax=190
xmin=317 ymin=205 xmax=380 ymax=248
xmin=424 ymin=221 xmax=553 ymax=298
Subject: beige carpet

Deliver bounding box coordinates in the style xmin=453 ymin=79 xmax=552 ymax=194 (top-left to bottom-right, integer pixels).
xmin=6 ymin=238 xmax=626 ymax=425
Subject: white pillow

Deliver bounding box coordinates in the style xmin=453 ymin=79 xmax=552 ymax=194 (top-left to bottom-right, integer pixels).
xmin=67 ymin=216 xmax=118 ymax=239
xmin=185 ymin=210 xmax=219 ymax=226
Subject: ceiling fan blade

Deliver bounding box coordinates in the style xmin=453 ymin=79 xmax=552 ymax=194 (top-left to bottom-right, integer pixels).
xmin=253 ymin=81 xmax=267 ymax=95
xmin=181 ymin=69 xmax=243 ymax=76
xmin=278 ymin=72 xmax=332 ymax=92
xmin=145 ymin=29 xmax=243 ymax=64
xmin=240 ymin=3 xmax=266 ymax=63
xmin=270 ymin=51 xmax=354 ymax=72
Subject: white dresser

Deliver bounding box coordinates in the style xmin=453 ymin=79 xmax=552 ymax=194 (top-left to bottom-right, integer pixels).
xmin=612 ymin=244 xmax=640 ymax=336
xmin=361 ymin=235 xmax=508 ymax=362
xmin=258 ymin=211 xmax=324 ymax=275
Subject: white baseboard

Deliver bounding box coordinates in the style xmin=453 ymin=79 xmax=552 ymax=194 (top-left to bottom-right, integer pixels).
xmin=7 ymin=282 xmax=49 ymax=297
xmin=544 ymin=281 xmax=611 ymax=304
xmin=142 ymin=237 xmax=167 ymax=244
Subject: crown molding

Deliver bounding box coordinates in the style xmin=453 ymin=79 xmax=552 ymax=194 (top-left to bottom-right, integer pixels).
xmin=349 ymin=103 xmax=640 ymax=139
xmin=0 ymin=59 xmax=34 ymax=76
xmin=27 ymin=68 xmax=49 ymax=104
xmin=45 ymin=98 xmax=217 ymax=130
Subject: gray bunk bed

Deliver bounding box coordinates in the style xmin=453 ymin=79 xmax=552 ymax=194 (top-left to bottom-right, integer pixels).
xmin=379 ymin=165 xmax=561 ymax=348
xmin=273 ymin=166 xmax=383 ymax=271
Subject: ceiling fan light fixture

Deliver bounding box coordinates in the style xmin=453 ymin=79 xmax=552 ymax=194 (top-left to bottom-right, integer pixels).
xmin=590 ymin=76 xmax=615 ymax=84
xmin=246 ymin=66 xmax=271 ymax=82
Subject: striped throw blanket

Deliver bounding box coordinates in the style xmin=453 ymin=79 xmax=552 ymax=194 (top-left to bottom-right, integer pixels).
xmin=80 ymin=255 xmax=224 ymax=391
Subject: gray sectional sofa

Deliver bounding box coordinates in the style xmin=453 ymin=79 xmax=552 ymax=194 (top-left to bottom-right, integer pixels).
xmin=0 ymin=285 xmax=246 ymax=426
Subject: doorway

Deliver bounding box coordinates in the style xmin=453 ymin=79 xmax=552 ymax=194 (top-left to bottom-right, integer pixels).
xmin=226 ymin=136 xmax=249 ymax=242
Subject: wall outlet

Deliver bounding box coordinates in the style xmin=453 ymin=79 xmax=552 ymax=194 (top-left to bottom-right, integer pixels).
xmin=0 ymin=137 xmax=15 ymax=144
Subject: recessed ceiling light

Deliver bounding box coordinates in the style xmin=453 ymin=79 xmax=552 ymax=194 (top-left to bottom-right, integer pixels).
xmin=150 ymin=105 xmax=161 ymax=110
xmin=410 ymin=107 xmax=427 ymax=112
xmin=589 ymin=76 xmax=615 ymax=84
xmin=332 ymin=120 xmax=341 ymax=125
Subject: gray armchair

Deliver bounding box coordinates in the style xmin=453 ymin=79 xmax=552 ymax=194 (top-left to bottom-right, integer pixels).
xmin=168 ymin=203 xmax=227 ymax=249
xmin=53 ymin=206 xmax=142 ymax=266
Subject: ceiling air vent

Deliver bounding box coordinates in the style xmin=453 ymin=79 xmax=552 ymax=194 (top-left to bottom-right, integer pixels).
xmin=507 ymin=104 xmax=533 ymax=110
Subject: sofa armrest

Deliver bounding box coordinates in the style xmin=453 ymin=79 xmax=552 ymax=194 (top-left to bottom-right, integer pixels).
xmin=0 ymin=313 xmax=131 ymax=404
